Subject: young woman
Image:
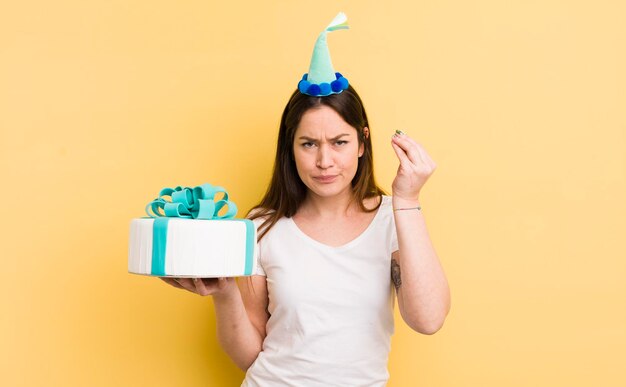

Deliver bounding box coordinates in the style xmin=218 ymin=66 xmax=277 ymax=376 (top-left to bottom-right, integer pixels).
xmin=162 ymin=85 xmax=450 ymax=386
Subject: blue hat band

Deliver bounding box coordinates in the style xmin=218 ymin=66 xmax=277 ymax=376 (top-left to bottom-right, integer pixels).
xmin=298 ymin=72 xmax=349 ymax=97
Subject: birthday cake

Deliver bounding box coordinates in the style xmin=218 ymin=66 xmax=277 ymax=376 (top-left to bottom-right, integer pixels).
xmin=128 ymin=184 xmax=258 ymax=278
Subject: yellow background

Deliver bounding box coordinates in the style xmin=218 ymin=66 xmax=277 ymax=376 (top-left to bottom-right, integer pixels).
xmin=1 ymin=1 xmax=624 ymax=386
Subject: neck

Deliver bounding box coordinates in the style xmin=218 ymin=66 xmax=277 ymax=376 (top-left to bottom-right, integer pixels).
xmin=300 ymin=189 xmax=358 ymax=218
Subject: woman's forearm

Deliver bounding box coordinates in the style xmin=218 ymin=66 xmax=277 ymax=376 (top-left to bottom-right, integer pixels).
xmin=393 ymin=196 xmax=451 ymax=334
xmin=212 ymin=287 xmax=264 ymax=370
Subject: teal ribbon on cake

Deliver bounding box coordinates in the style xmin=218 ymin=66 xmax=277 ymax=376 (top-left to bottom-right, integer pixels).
xmin=146 ymin=183 xmax=238 ymax=220
xmin=145 ymin=184 xmax=254 ymax=276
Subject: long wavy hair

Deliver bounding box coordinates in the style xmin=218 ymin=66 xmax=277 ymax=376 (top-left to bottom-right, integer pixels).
xmin=247 ymin=85 xmax=386 ymax=240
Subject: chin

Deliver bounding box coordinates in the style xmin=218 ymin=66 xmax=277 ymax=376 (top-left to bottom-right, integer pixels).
xmin=307 ymin=181 xmax=352 ymax=198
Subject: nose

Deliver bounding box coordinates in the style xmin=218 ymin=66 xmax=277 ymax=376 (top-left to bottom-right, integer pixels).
xmin=316 ymin=144 xmax=334 ymax=169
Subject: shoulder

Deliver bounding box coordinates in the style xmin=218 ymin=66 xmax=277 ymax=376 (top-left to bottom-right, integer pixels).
xmin=376 ymin=195 xmax=396 ymax=230
xmin=246 ymin=207 xmax=274 ymax=228
xmin=377 ymin=195 xmax=394 ymax=215
xmin=362 ymin=194 xmax=391 ymax=211
xmin=246 ymin=207 xmax=290 ymax=241
xmin=377 ymin=196 xmax=399 ymax=252
xmin=364 ymin=195 xmax=394 ymax=227
xmin=380 ymin=195 xmax=393 ymax=208
xmin=360 ymin=195 xmax=394 ymax=220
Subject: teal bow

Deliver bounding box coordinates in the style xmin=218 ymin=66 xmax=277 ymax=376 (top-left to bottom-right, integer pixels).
xmin=145 ymin=183 xmax=237 ymax=220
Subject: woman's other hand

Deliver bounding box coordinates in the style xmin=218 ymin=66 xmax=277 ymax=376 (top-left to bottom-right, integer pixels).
xmin=390 ymin=131 xmax=437 ymax=201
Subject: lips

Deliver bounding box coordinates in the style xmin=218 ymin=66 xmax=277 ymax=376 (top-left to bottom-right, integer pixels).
xmin=313 ymin=175 xmax=337 ymax=183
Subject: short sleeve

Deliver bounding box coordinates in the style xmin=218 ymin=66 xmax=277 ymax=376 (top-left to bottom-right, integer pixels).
xmin=390 ymin=221 xmax=399 ymax=253
xmin=381 ymin=196 xmax=399 ymax=253
xmin=389 ymin=208 xmax=399 ymax=253
xmin=377 ymin=195 xmax=398 ymax=257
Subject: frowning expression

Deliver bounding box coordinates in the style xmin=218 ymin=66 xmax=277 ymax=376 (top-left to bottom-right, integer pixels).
xmin=293 ymin=105 xmax=364 ymax=199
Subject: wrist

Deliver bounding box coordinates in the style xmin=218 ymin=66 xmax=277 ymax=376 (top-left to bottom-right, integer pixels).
xmin=212 ymin=279 xmax=239 ymax=304
xmin=392 ymin=195 xmax=421 ymax=208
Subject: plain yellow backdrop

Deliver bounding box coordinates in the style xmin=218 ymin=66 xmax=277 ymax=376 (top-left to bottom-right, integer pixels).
xmin=1 ymin=1 xmax=625 ymax=386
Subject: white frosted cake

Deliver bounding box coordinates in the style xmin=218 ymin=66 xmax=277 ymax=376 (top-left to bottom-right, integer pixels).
xmin=128 ymin=183 xmax=258 ymax=278
xmin=128 ymin=217 xmax=258 ymax=277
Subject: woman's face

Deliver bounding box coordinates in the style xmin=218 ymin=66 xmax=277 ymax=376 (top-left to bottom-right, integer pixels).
xmin=293 ymin=105 xmax=364 ymax=199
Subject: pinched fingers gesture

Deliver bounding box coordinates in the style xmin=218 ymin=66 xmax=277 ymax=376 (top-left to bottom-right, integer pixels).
xmin=390 ymin=131 xmax=437 ymax=201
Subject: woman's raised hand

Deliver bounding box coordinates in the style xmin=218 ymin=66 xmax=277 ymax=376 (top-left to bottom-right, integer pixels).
xmin=160 ymin=277 xmax=236 ymax=297
xmin=390 ymin=131 xmax=437 ymax=201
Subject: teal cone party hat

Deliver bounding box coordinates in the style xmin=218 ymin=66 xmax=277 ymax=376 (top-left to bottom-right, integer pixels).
xmin=298 ymin=12 xmax=350 ymax=97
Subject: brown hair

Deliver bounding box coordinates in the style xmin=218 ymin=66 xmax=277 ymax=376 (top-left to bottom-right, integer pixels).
xmin=247 ymin=85 xmax=386 ymax=240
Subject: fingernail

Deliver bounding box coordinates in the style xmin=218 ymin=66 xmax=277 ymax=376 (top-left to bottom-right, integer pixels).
xmin=395 ymin=130 xmax=405 ymax=136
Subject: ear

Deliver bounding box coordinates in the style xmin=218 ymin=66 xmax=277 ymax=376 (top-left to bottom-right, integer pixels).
xmin=358 ymin=127 xmax=369 ymax=157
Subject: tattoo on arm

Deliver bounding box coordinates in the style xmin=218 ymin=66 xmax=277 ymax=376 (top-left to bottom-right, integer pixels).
xmin=391 ymin=259 xmax=402 ymax=290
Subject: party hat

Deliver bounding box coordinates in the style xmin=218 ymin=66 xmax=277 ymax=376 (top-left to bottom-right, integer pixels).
xmin=298 ymin=12 xmax=350 ymax=97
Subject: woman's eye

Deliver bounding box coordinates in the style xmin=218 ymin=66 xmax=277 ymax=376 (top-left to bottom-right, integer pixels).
xmin=302 ymin=142 xmax=315 ymax=148
xmin=335 ymin=140 xmax=348 ymax=146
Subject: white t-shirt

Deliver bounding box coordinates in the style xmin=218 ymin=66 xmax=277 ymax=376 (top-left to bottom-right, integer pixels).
xmin=242 ymin=195 xmax=399 ymax=387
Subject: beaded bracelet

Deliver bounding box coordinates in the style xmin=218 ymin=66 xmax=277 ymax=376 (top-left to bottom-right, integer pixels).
xmin=393 ymin=206 xmax=422 ymax=212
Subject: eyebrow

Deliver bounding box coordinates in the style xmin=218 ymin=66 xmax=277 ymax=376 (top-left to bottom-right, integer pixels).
xmin=298 ymin=133 xmax=350 ymax=141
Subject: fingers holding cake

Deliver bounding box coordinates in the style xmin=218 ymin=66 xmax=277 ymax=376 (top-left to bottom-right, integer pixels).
xmin=159 ymin=276 xmax=236 ymax=296
xmin=192 ymin=277 xmax=214 ymax=296
xmin=174 ymin=278 xmax=194 ymax=292
xmin=160 ymin=277 xmax=185 ymax=289
xmin=199 ymin=277 xmax=237 ymax=295
xmin=160 ymin=277 xmax=200 ymax=294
